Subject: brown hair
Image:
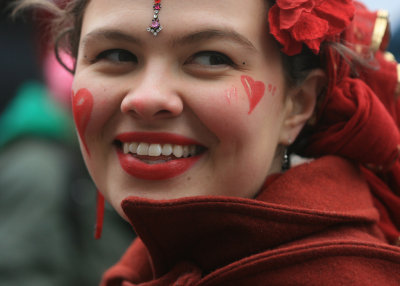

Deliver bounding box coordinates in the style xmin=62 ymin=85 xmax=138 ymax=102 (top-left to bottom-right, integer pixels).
xmin=12 ymin=0 xmax=89 ymax=72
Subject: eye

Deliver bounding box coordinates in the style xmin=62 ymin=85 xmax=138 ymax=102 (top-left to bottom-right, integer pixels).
xmin=187 ymin=51 xmax=236 ymax=67
xmin=94 ymin=49 xmax=138 ymax=64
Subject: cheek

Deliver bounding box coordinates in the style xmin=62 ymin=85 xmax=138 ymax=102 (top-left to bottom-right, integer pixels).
xmin=72 ymin=77 xmax=123 ymax=141
xmin=210 ymin=76 xmax=280 ymax=141
xmin=72 ymin=88 xmax=94 ymax=156
xmin=195 ymin=75 xmax=279 ymax=134
xmin=225 ymin=75 xmax=278 ymax=114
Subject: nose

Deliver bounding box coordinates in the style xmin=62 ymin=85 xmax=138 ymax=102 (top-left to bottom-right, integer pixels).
xmin=120 ymin=69 xmax=183 ymax=121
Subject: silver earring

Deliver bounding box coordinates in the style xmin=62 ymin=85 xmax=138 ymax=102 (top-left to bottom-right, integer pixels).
xmin=281 ymin=148 xmax=291 ymax=172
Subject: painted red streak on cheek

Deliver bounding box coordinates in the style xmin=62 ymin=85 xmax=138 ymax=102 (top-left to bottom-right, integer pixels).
xmin=241 ymin=75 xmax=266 ymax=114
xmin=268 ymin=84 xmax=277 ymax=96
xmin=72 ymin=88 xmax=94 ymax=156
xmin=224 ymin=87 xmax=238 ymax=104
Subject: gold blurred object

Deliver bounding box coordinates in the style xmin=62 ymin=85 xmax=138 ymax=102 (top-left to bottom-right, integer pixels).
xmin=384 ymin=52 xmax=396 ymax=63
xmin=371 ymin=10 xmax=389 ymax=53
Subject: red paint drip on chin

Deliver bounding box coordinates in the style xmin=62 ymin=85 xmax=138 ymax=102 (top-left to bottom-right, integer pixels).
xmin=72 ymin=88 xmax=93 ymax=156
xmin=241 ymin=75 xmax=266 ymax=114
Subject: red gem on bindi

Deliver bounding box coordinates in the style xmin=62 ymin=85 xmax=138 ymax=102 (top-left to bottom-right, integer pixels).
xmin=147 ymin=0 xmax=163 ymax=36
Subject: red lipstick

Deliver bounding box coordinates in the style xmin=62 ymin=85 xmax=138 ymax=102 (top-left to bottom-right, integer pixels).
xmin=115 ymin=132 xmax=204 ymax=180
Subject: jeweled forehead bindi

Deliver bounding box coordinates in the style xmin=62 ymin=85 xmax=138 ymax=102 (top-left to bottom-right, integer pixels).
xmin=147 ymin=0 xmax=163 ymax=36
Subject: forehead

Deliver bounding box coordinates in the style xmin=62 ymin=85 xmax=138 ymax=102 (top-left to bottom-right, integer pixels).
xmin=81 ymin=0 xmax=269 ymax=46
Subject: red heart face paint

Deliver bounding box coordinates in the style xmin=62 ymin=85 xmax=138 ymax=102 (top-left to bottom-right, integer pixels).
xmin=72 ymin=88 xmax=93 ymax=156
xmin=241 ymin=75 xmax=266 ymax=114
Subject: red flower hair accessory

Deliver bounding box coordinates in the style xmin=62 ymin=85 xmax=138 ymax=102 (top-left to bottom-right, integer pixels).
xmin=268 ymin=0 xmax=355 ymax=56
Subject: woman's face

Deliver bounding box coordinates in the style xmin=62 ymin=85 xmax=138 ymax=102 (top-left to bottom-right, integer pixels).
xmin=73 ymin=0 xmax=297 ymax=216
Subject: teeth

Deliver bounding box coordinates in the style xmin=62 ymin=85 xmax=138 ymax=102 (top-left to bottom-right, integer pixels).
xmin=173 ymin=145 xmax=183 ymax=158
xmin=137 ymin=143 xmax=149 ymax=155
xmin=162 ymin=144 xmax=173 ymax=156
xmin=123 ymin=143 xmax=129 ymax=154
xmin=129 ymin=142 xmax=139 ymax=153
xmin=148 ymin=144 xmax=162 ymax=156
xmin=183 ymin=145 xmax=190 ymax=158
xmin=122 ymin=142 xmax=199 ymax=158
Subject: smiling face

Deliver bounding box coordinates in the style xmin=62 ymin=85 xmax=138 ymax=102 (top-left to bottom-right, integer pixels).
xmin=72 ymin=0 xmax=310 ymax=217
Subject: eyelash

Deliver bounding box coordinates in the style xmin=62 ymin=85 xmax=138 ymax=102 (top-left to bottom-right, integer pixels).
xmin=90 ymin=49 xmax=238 ymax=69
xmin=186 ymin=51 xmax=237 ymax=68
xmin=92 ymin=49 xmax=138 ymax=64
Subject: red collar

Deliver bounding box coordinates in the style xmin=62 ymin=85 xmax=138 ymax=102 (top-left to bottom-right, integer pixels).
xmin=120 ymin=156 xmax=378 ymax=278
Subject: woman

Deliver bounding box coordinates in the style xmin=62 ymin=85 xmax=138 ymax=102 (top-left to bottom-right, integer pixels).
xmin=14 ymin=0 xmax=400 ymax=284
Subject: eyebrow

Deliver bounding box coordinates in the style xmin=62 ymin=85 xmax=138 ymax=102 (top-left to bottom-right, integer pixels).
xmin=81 ymin=29 xmax=143 ymax=48
xmin=171 ymin=29 xmax=257 ymax=52
xmin=81 ymin=28 xmax=257 ymax=52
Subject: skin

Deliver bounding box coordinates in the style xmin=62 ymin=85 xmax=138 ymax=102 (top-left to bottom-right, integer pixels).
xmin=72 ymin=0 xmax=322 ymax=218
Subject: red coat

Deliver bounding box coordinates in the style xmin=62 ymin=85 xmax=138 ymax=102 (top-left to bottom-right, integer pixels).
xmin=101 ymin=156 xmax=400 ymax=285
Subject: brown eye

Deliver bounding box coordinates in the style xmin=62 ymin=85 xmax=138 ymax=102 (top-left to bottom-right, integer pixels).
xmin=188 ymin=51 xmax=235 ymax=67
xmin=95 ymin=49 xmax=138 ymax=63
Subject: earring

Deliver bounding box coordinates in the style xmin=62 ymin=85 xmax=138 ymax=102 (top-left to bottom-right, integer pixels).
xmin=281 ymin=148 xmax=291 ymax=172
xmin=147 ymin=0 xmax=163 ymax=36
xmin=281 ymin=138 xmax=292 ymax=172
xmin=94 ymin=190 xmax=105 ymax=239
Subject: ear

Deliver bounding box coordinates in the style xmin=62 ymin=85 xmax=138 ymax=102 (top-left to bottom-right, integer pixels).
xmin=279 ymin=69 xmax=326 ymax=145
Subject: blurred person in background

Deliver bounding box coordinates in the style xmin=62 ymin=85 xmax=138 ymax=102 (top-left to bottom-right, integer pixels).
xmin=0 ymin=3 xmax=133 ymax=285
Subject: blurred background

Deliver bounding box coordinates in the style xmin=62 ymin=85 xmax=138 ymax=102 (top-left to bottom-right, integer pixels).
xmin=0 ymin=0 xmax=399 ymax=286
xmin=362 ymin=0 xmax=400 ymax=59
xmin=362 ymin=0 xmax=400 ymax=27
xmin=0 ymin=2 xmax=134 ymax=286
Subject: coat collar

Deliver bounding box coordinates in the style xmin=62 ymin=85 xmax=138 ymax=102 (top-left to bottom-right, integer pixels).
xmin=121 ymin=156 xmax=378 ymax=278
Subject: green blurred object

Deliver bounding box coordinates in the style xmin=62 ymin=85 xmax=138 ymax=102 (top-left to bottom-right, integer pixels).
xmin=0 ymin=81 xmax=134 ymax=285
xmin=0 ymin=81 xmax=75 ymax=148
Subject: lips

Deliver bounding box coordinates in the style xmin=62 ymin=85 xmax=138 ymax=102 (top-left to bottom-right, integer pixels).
xmin=115 ymin=132 xmax=205 ymax=180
